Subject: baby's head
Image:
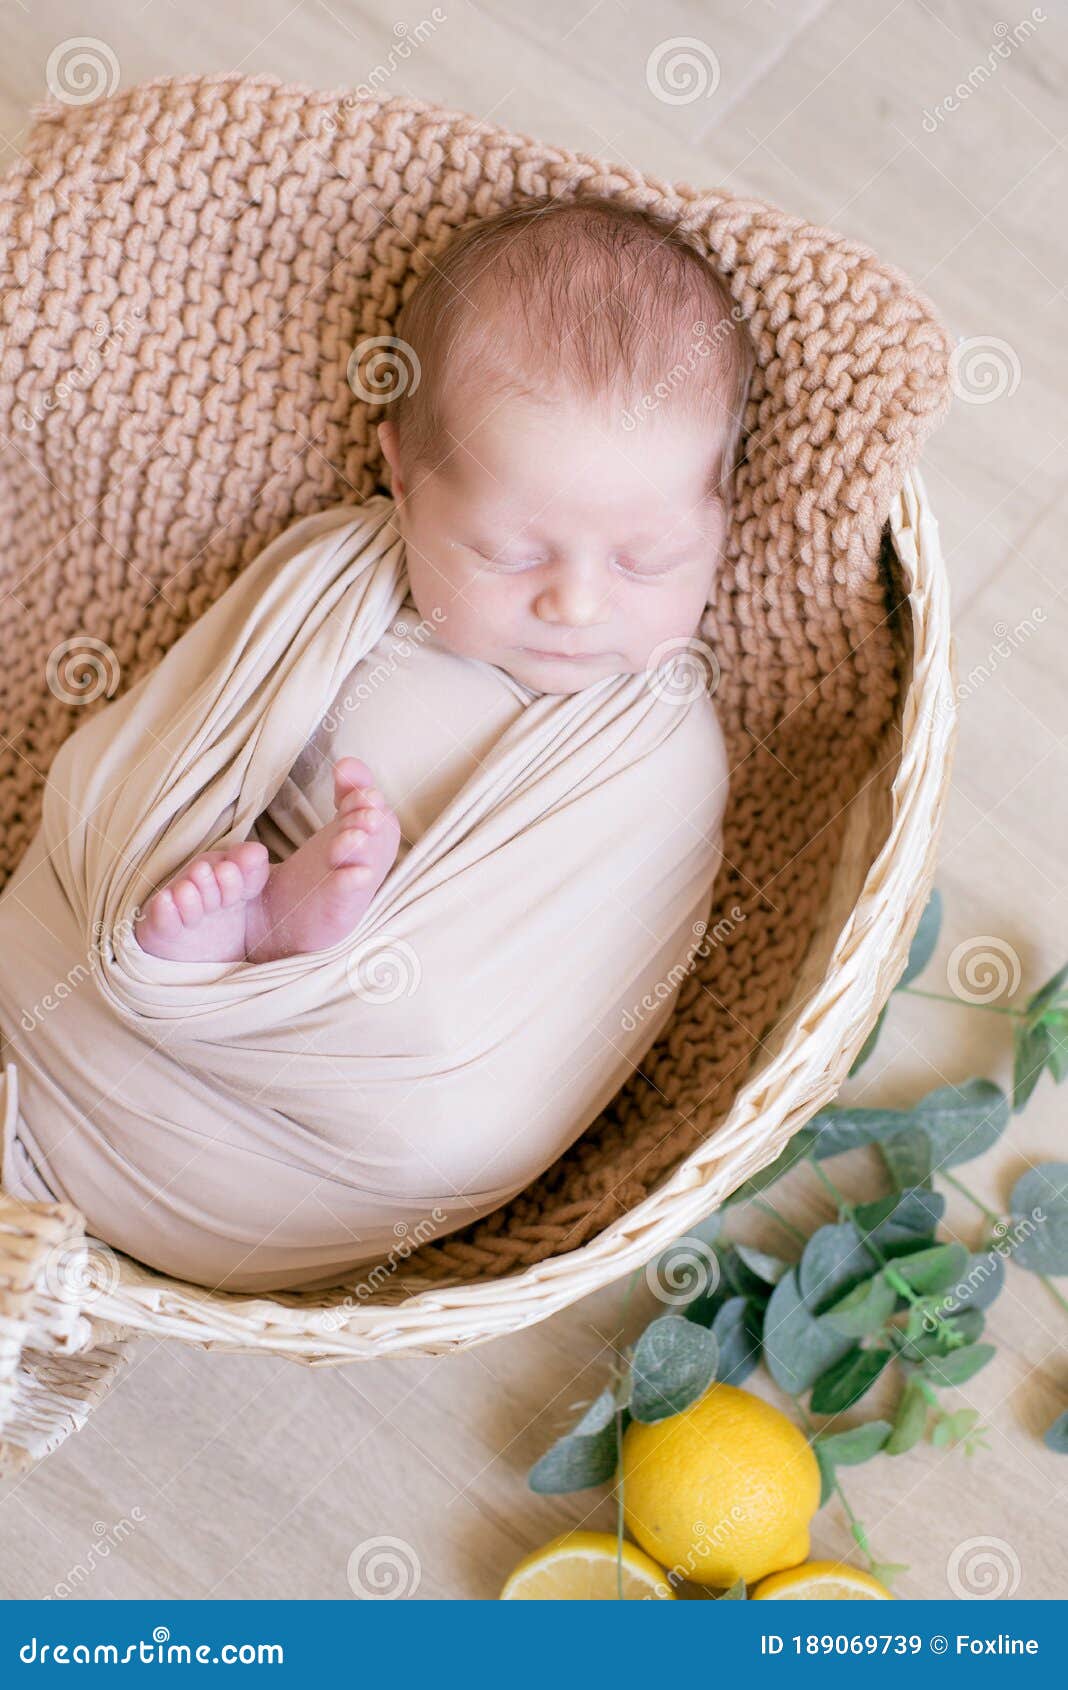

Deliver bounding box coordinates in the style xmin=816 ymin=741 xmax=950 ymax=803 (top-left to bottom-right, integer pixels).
xmin=376 ymin=194 xmax=754 ymax=695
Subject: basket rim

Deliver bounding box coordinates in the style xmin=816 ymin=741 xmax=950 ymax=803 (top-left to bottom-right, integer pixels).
xmin=48 ymin=465 xmax=955 ymax=1358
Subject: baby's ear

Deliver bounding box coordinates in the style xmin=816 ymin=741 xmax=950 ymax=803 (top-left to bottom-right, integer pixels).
xmin=377 ymin=420 xmax=404 ymax=497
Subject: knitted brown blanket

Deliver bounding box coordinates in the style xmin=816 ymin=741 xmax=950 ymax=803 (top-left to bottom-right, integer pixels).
xmin=0 ymin=75 xmax=952 ymax=1287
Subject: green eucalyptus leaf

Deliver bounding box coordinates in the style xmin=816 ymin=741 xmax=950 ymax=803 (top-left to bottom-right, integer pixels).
xmin=722 ymin=1130 xmax=819 ymax=1206
xmin=1024 ymin=962 xmax=1068 ymax=1017
xmin=529 ymin=1422 xmax=618 ymax=1493
xmin=853 ymin=1188 xmax=944 ymax=1254
xmin=881 ymin=1126 xmax=933 ymax=1191
xmin=629 ymin=1315 xmax=719 ymax=1424
xmin=1014 ymin=1021 xmax=1052 ymax=1113
xmin=822 ymin=1273 xmax=897 ymax=1338
xmin=711 ymin=1296 xmax=762 ymax=1386
xmin=719 ymin=1578 xmax=747 ymax=1600
xmin=814 ymin=1420 xmax=892 ymax=1467
xmin=722 ymin=1246 xmax=775 ymax=1300
xmin=810 ymin=1346 xmax=893 ymax=1415
xmin=898 ymin=890 xmax=943 ymax=988
xmin=733 ymin=1244 xmax=790 ymax=1286
xmin=808 ymin=1106 xmax=909 ymax=1160
xmin=916 ymin=1080 xmax=1009 ymax=1169
xmin=1009 ymin=1163 xmax=1068 ymax=1276
xmin=894 ymin=1309 xmax=985 ymax=1363
xmin=798 ymin=1224 xmax=877 ymax=1312
xmin=1043 ymin=1410 xmax=1068 ymax=1454
xmin=814 ymin=1443 xmax=836 ymax=1507
xmin=886 ymin=1380 xmax=928 ymax=1455
xmin=570 ymin=1386 xmax=617 ymax=1438
xmin=848 ymin=1005 xmax=887 ymax=1077
xmin=922 ymin=1342 xmax=995 ymax=1388
xmin=762 ymin=1269 xmax=852 ymax=1395
xmin=1044 ymin=1013 xmax=1068 ymax=1083
xmin=890 ymin=1242 xmax=970 ymax=1296
xmin=938 ymin=1250 xmax=1006 ymax=1316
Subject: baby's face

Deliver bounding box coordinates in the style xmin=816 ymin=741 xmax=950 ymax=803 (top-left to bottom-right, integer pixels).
xmin=378 ymin=394 xmax=728 ymax=696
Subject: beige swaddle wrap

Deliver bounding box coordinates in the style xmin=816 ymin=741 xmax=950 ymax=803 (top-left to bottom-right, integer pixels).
xmin=0 ymin=497 xmax=728 ymax=1292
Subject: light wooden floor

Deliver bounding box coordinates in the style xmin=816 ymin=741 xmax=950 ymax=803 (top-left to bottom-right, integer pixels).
xmin=1 ymin=0 xmax=1065 ymax=1601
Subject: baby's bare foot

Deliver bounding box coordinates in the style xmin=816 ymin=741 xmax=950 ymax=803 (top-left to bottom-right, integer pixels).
xmin=134 ymin=842 xmax=271 ymax=962
xmin=244 ymin=757 xmax=401 ymax=963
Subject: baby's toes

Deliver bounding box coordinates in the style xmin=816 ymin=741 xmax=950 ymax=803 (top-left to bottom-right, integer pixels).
xmin=214 ymin=858 xmax=248 ymax=907
xmin=230 ymin=841 xmax=271 ymax=894
xmin=329 ymin=824 xmax=370 ymax=869
xmin=188 ymin=857 xmax=223 ymax=915
xmin=143 ymin=887 xmax=183 ymax=938
xmin=170 ymin=873 xmax=207 ymax=926
xmin=333 ymin=757 xmax=377 ymax=806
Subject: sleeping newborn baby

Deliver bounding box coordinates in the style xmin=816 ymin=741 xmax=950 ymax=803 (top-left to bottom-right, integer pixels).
xmin=0 ymin=194 xmax=754 ymax=1292
xmin=134 ymin=195 xmax=753 ymax=974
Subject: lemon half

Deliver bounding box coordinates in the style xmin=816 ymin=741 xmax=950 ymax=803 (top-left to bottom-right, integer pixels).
xmin=500 ymin=1530 xmax=674 ymax=1599
xmin=752 ymin=1560 xmax=894 ymax=1600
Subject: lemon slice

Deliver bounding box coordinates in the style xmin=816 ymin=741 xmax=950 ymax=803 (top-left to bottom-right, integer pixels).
xmin=752 ymin=1560 xmax=893 ymax=1600
xmin=501 ymin=1530 xmax=674 ymax=1599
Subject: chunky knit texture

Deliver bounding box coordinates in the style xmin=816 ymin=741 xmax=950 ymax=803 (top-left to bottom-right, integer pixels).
xmin=0 ymin=73 xmax=952 ymax=1288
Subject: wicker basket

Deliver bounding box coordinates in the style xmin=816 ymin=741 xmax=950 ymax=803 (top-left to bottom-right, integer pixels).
xmin=0 ymin=76 xmax=955 ymax=1471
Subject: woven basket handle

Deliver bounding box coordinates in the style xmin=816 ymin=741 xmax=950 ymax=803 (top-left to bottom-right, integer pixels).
xmin=0 ymin=1193 xmax=134 ymax=1474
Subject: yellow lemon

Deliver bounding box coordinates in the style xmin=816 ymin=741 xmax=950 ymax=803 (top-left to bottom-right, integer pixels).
xmin=752 ymin=1560 xmax=894 ymax=1600
xmin=500 ymin=1530 xmax=674 ymax=1599
xmin=621 ymin=1383 xmax=820 ymax=1587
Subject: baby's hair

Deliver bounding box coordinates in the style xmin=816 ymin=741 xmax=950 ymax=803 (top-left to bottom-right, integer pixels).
xmin=383 ymin=192 xmax=755 ymax=506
